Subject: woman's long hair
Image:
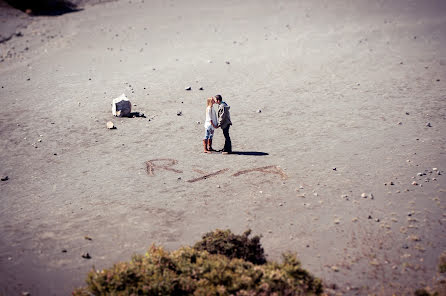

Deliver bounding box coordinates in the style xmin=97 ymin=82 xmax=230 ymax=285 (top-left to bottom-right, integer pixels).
xmin=206 ymin=97 xmax=214 ymax=107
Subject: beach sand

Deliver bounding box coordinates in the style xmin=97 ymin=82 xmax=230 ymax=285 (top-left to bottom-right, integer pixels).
xmin=0 ymin=0 xmax=445 ymax=294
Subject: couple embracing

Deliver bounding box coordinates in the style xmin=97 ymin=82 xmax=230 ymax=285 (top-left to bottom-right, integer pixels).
xmin=203 ymin=94 xmax=232 ymax=154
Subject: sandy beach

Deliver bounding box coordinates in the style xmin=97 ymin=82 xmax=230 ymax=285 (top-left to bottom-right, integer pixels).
xmin=0 ymin=0 xmax=445 ymax=295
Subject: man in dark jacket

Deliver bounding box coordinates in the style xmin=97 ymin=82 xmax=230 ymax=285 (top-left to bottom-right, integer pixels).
xmin=215 ymin=94 xmax=232 ymax=154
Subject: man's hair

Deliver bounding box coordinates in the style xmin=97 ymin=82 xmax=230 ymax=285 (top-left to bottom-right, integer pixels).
xmin=215 ymin=94 xmax=222 ymax=102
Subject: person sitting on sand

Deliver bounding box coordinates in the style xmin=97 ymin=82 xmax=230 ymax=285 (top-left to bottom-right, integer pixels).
xmin=203 ymin=97 xmax=218 ymax=153
xmin=215 ymin=94 xmax=232 ymax=154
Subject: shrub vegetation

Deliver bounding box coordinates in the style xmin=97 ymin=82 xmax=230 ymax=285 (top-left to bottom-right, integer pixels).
xmin=73 ymin=229 xmax=323 ymax=295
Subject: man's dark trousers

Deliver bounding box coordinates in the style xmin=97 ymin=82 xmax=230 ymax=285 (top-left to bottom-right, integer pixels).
xmin=222 ymin=126 xmax=232 ymax=152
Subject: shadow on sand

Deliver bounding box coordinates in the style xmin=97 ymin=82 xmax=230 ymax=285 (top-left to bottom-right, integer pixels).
xmin=229 ymin=151 xmax=269 ymax=156
xmin=5 ymin=0 xmax=83 ymax=16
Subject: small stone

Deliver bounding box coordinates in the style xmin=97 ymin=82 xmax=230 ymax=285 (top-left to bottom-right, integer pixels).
xmin=1 ymin=176 xmax=8 ymax=181
xmin=196 ymin=121 xmax=201 ymax=124
xmin=361 ymin=193 xmax=367 ymax=198
xmin=331 ymin=265 xmax=339 ymax=272
xmin=257 ymin=109 xmax=262 ymax=113
xmin=81 ymin=252 xmax=91 ymax=259
xmin=38 ymin=139 xmax=42 ymax=142
xmin=225 ymin=61 xmax=230 ymax=64
xmin=417 ymin=173 xmax=423 ymax=176
xmin=397 ymin=121 xmax=403 ymax=125
xmin=368 ymin=215 xmax=372 ymax=219
xmin=176 ymin=111 xmax=182 ymax=116
xmin=402 ymin=244 xmax=409 ymax=249
xmin=185 ymin=86 xmax=191 ymax=91
xmin=334 ymin=218 xmax=340 ymax=224
xmin=62 ymin=249 xmax=67 ymax=253
xmin=84 ymin=236 xmax=92 ymax=241
xmin=21 ymin=292 xmax=30 ymax=296
xmin=390 ymin=181 xmax=394 ymax=185
xmin=332 ymin=167 xmax=337 ymax=171
xmin=207 ymin=60 xmax=212 ymax=63
xmin=426 ymin=122 xmax=432 ymax=127
xmin=405 ymin=112 xmax=410 ymax=115
xmin=433 ymin=168 xmax=438 ymax=171
xmin=412 ymin=181 xmax=418 ymax=185
xmin=106 ymin=121 xmax=115 ymax=129
xmin=199 ymin=87 xmax=204 ymax=90
xmin=375 ymin=218 xmax=380 ymax=222
xmin=279 ymin=203 xmax=283 ymax=206
xmin=216 ymin=185 xmax=220 ymax=188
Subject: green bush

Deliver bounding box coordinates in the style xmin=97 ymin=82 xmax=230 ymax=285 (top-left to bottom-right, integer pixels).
xmin=73 ymin=230 xmax=323 ymax=296
xmin=193 ymin=229 xmax=266 ymax=265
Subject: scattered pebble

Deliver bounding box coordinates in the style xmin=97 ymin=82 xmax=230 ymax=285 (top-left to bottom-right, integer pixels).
xmin=331 ymin=266 xmax=339 ymax=272
xmin=216 ymin=185 xmax=220 ymax=188
xmin=405 ymin=112 xmax=410 ymax=115
xmin=84 ymin=236 xmax=92 ymax=240
xmin=225 ymin=61 xmax=230 ymax=64
xmin=185 ymin=86 xmax=191 ymax=91
xmin=257 ymin=109 xmax=262 ymax=113
xmin=81 ymin=252 xmax=91 ymax=259
xmin=21 ymin=292 xmax=30 ymax=296
xmin=199 ymin=87 xmax=204 ymax=90
xmin=361 ymin=193 xmax=367 ymax=198
xmin=62 ymin=249 xmax=67 ymax=253
xmin=368 ymin=215 xmax=372 ymax=219
xmin=408 ymin=235 xmax=421 ymax=242
xmin=106 ymin=121 xmax=115 ymax=129
xmin=397 ymin=122 xmax=402 ymax=125
xmin=412 ymin=181 xmax=418 ymax=185
xmin=334 ymin=218 xmax=340 ymax=224
xmin=375 ymin=218 xmax=380 ymax=222
xmin=433 ymin=168 xmax=438 ymax=171
xmin=1 ymin=176 xmax=8 ymax=181
xmin=426 ymin=122 xmax=432 ymax=127
xmin=177 ymin=111 xmax=182 ymax=116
